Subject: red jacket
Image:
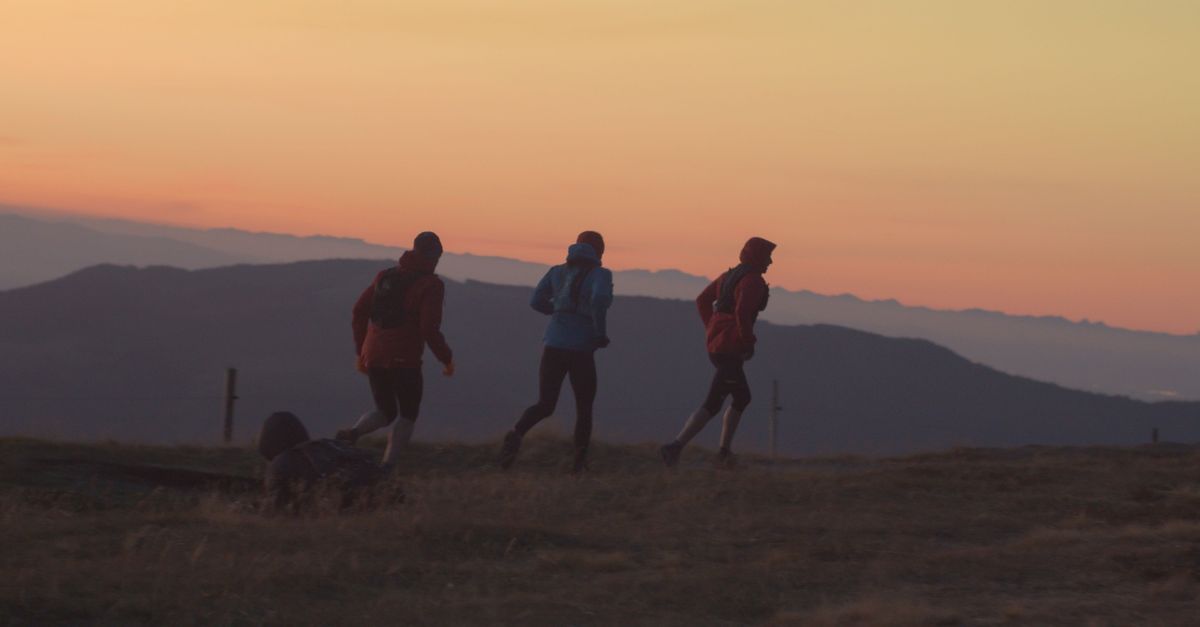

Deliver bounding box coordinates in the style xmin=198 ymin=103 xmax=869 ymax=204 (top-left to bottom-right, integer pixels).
xmin=696 ymin=270 xmax=769 ymax=355
xmin=696 ymin=237 xmax=776 ymax=355
xmin=352 ymin=251 xmax=453 ymax=369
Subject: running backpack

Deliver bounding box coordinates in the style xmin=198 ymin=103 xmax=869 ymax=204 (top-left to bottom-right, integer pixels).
xmin=370 ymin=267 xmax=424 ymax=328
xmin=714 ymin=264 xmax=769 ymax=315
xmin=552 ymin=263 xmax=595 ymax=314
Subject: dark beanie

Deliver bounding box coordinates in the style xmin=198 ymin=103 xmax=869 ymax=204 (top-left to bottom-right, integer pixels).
xmin=576 ymin=231 xmax=605 ymax=259
xmin=413 ymin=231 xmax=443 ymax=261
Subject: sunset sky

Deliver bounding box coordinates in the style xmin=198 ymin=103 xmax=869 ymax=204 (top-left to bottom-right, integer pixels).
xmin=1 ymin=1 xmax=1197 ymax=333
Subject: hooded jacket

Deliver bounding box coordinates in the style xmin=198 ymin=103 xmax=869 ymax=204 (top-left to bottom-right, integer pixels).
xmin=696 ymin=237 xmax=776 ymax=355
xmin=530 ymin=243 xmax=614 ymax=351
xmin=352 ymin=250 xmax=454 ymax=368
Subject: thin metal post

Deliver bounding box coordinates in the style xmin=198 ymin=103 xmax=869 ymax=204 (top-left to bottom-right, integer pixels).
xmin=769 ymin=379 xmax=780 ymax=462
xmin=223 ymin=368 xmax=238 ymax=444
xmin=1152 ymin=427 xmax=1159 ymax=444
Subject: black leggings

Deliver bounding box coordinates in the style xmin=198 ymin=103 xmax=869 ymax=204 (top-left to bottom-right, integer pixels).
xmin=368 ymin=367 xmax=423 ymax=423
xmin=513 ymin=346 xmax=597 ymax=452
xmin=702 ymin=353 xmax=751 ymax=414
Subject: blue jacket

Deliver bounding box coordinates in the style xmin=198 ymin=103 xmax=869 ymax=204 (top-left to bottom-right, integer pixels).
xmin=531 ymin=243 xmax=614 ymax=351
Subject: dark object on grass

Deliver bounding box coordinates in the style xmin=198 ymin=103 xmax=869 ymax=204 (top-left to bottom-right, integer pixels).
xmin=258 ymin=411 xmax=395 ymax=510
xmin=28 ymin=457 xmax=260 ymax=492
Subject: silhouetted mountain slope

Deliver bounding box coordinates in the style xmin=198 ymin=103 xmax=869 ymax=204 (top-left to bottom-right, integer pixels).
xmin=765 ymin=289 xmax=1200 ymax=402
xmin=4 ymin=208 xmax=1198 ymax=401
xmin=1 ymin=261 xmax=1195 ymax=454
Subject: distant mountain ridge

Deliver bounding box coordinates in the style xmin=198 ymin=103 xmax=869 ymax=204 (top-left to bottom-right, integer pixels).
xmin=3 ymin=207 xmax=1197 ymax=401
xmin=1 ymin=260 xmax=1196 ymax=453
xmin=0 ymin=214 xmax=242 ymax=287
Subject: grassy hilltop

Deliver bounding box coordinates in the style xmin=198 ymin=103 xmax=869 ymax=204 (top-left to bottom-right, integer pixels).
xmin=3 ymin=437 xmax=1200 ymax=625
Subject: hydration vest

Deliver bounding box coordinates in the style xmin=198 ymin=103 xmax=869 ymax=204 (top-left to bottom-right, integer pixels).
xmin=714 ymin=264 xmax=770 ymax=315
xmin=552 ymin=263 xmax=596 ymax=315
xmin=370 ymin=267 xmax=424 ymax=328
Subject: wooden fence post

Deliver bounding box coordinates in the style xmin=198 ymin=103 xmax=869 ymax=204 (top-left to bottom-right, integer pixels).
xmin=769 ymin=379 xmax=781 ymax=463
xmin=223 ymin=368 xmax=238 ymax=444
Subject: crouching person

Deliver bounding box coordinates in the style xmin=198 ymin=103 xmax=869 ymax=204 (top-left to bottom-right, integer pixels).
xmin=258 ymin=411 xmax=394 ymax=511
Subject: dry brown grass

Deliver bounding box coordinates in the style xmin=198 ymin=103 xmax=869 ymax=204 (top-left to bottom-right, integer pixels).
xmin=3 ymin=437 xmax=1200 ymax=625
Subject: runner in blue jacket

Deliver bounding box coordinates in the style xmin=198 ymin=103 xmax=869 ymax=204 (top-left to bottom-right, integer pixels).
xmin=499 ymin=231 xmax=614 ymax=472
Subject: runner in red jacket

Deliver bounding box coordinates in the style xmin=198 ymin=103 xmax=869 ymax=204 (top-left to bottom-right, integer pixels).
xmin=660 ymin=236 xmax=776 ymax=468
xmin=336 ymin=232 xmax=455 ymax=472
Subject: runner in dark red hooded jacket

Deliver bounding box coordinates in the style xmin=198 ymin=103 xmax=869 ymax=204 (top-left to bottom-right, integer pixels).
xmin=660 ymin=237 xmax=776 ymax=468
xmin=335 ymin=232 xmax=455 ymax=472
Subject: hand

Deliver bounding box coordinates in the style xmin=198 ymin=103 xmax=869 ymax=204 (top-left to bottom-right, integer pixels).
xmin=744 ymin=347 xmax=755 ymax=361
xmin=595 ymin=336 xmax=611 ymax=349
xmin=442 ymin=361 xmax=456 ymax=377
xmin=355 ymin=355 xmax=369 ymax=374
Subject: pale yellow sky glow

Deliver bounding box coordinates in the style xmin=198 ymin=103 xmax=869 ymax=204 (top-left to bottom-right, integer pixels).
xmin=1 ymin=1 xmax=1197 ymax=333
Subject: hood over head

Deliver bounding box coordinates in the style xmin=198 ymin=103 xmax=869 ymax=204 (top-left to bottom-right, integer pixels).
xmin=257 ymin=411 xmax=310 ymax=461
xmin=412 ymin=231 xmax=444 ymax=262
xmin=575 ymin=231 xmax=605 ymax=259
xmin=566 ymin=242 xmax=601 ymax=266
xmin=739 ymin=237 xmax=777 ymax=272
xmin=398 ymin=249 xmax=439 ymax=274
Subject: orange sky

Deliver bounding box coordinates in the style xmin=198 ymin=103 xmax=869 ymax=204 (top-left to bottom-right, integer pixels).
xmin=1 ymin=1 xmax=1197 ymax=334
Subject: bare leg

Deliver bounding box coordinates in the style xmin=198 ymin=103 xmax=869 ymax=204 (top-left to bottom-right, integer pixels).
xmin=354 ymin=409 xmax=390 ymax=435
xmin=341 ymin=367 xmax=402 ymax=443
xmin=718 ymin=406 xmax=743 ymax=450
xmin=382 ymin=418 xmax=415 ymax=468
xmin=337 ymin=409 xmax=391 ymax=443
xmin=676 ymin=407 xmax=717 ymax=446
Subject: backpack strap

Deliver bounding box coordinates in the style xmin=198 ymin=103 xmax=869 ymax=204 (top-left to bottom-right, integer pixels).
xmin=714 ymin=264 xmax=769 ymax=315
xmin=568 ymin=264 xmax=595 ymax=312
xmin=714 ymin=265 xmax=749 ymax=314
xmin=370 ymin=267 xmax=424 ymax=328
xmin=553 ymin=263 xmax=597 ymax=314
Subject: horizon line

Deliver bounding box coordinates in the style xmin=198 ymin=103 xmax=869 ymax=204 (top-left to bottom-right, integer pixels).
xmin=3 ymin=202 xmax=1196 ymax=339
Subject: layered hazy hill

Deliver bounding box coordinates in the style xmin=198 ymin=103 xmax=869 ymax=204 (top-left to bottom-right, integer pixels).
xmin=1 ymin=260 xmax=1195 ymax=454
xmin=0 ymin=214 xmax=242 ymax=287
xmin=3 ymin=208 xmax=1198 ymax=401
